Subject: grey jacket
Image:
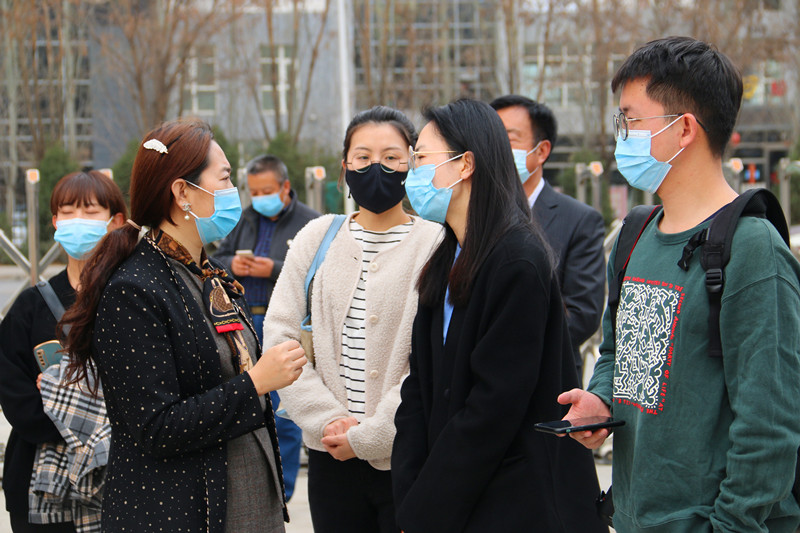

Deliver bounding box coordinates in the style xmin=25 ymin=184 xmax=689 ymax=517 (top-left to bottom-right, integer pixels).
xmin=213 ymin=190 xmax=320 ymax=305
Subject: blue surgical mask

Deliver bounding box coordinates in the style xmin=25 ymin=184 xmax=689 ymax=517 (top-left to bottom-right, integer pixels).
xmin=512 ymin=141 xmax=542 ymax=183
xmin=54 ymin=217 xmax=111 ymax=259
xmin=614 ymin=116 xmax=685 ymax=194
xmin=403 ymin=154 xmax=464 ymax=224
xmin=187 ymin=182 xmax=242 ymax=244
xmin=251 ymin=192 xmax=285 ymax=218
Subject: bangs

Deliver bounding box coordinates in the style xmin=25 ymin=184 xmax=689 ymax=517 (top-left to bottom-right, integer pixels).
xmin=50 ymin=171 xmax=127 ymax=217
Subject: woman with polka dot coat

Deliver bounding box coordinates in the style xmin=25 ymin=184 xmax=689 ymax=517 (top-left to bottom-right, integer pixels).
xmin=61 ymin=120 xmax=307 ymax=533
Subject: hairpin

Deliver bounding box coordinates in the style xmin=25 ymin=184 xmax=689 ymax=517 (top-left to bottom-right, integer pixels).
xmin=143 ymin=139 xmax=168 ymax=154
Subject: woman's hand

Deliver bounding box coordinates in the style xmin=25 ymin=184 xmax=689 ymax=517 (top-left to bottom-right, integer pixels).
xmin=323 ymin=416 xmax=358 ymax=437
xmin=321 ymin=417 xmax=359 ymax=460
xmin=247 ymin=340 xmax=307 ymax=395
xmin=321 ymin=433 xmax=357 ymax=461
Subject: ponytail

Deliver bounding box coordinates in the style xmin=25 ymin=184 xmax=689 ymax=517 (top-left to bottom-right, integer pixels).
xmin=60 ymin=224 xmax=140 ymax=390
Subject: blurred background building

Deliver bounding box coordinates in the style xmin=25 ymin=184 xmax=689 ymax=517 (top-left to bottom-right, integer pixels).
xmin=0 ymin=0 xmax=798 ymax=240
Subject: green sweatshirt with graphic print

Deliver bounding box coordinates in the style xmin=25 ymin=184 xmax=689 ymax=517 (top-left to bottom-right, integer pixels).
xmin=588 ymin=214 xmax=800 ymax=533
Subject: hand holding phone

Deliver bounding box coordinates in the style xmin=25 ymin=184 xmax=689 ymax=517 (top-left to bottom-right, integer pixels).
xmin=534 ymin=416 xmax=624 ymax=435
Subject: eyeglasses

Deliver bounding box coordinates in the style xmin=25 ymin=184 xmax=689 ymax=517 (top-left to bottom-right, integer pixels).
xmin=346 ymin=155 xmax=408 ymax=173
xmin=408 ymin=148 xmax=459 ymax=171
xmin=613 ymin=112 xmax=709 ymax=141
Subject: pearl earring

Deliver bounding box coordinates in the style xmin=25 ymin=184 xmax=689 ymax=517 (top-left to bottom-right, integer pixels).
xmin=182 ymin=203 xmax=191 ymax=221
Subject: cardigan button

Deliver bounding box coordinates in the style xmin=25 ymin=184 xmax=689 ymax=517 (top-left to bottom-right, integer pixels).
xmin=369 ymin=314 xmax=379 ymax=324
xmin=369 ymin=262 xmax=379 ymax=272
xmin=369 ymin=370 xmax=378 ymax=378
xmin=443 ymin=388 xmax=450 ymax=399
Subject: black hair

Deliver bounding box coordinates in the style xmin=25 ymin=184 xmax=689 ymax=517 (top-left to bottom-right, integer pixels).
xmin=611 ymin=36 xmax=742 ymax=158
xmin=417 ymin=98 xmax=551 ymax=308
xmin=339 ymin=106 xmax=416 ymax=185
xmin=245 ymin=154 xmax=290 ymax=184
xmin=490 ymin=94 xmax=558 ymax=161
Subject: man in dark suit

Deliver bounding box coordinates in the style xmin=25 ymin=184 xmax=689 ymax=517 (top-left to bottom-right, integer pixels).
xmin=214 ymin=154 xmax=319 ymax=500
xmin=491 ymin=95 xmax=605 ymax=379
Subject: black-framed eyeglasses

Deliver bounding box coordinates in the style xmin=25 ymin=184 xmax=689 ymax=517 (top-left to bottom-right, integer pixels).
xmin=613 ymin=112 xmax=709 ymax=141
xmin=345 ymin=156 xmax=408 ymax=174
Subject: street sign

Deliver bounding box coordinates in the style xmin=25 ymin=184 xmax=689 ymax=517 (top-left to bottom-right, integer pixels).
xmin=26 ymin=169 xmax=40 ymax=184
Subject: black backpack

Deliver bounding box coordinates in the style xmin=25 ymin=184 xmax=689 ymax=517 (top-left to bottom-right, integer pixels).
xmin=607 ymin=187 xmax=799 ymax=506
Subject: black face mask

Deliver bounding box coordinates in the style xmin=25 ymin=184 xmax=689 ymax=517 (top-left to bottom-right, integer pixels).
xmin=345 ymin=163 xmax=408 ymax=214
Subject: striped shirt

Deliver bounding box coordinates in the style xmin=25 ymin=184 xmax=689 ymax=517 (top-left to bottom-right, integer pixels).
xmin=340 ymin=218 xmax=413 ymax=416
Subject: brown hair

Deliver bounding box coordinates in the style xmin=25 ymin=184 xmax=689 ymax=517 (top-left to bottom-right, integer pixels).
xmin=50 ymin=170 xmax=128 ymax=218
xmin=61 ymin=119 xmax=214 ymax=386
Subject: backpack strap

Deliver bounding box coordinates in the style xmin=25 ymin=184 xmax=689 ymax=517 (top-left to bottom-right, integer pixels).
xmin=699 ymin=188 xmax=789 ymax=358
xmin=608 ymin=205 xmax=663 ymax=336
xmin=301 ymin=215 xmax=347 ymax=332
xmin=36 ymin=280 xmax=71 ymax=336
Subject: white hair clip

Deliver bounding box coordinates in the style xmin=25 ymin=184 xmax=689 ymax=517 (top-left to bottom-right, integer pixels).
xmin=143 ymin=139 xmax=168 ymax=154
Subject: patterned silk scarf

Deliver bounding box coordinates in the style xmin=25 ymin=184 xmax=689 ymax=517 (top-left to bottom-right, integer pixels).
xmin=150 ymin=230 xmax=254 ymax=374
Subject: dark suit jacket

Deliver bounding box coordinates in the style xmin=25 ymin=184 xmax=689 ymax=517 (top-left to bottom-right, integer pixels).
xmin=534 ymin=182 xmax=605 ymax=369
xmin=92 ymin=240 xmax=285 ymax=533
xmin=392 ymin=227 xmax=607 ymax=533
xmin=213 ymin=191 xmax=320 ymax=305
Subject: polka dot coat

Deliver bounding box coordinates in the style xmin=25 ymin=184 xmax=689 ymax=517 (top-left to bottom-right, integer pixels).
xmin=91 ymin=240 xmax=287 ymax=532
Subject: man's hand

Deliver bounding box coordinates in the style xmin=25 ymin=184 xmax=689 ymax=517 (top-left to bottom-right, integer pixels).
xmin=557 ymin=389 xmax=612 ymax=449
xmin=248 ymin=256 xmax=274 ymax=278
xmin=231 ymin=254 xmax=255 ymax=277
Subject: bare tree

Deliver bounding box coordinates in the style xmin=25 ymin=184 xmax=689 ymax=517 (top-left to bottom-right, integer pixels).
xmin=236 ymin=0 xmax=332 ymax=145
xmin=93 ymin=0 xmax=244 ymax=137
xmin=0 ymin=0 xmax=90 ymax=225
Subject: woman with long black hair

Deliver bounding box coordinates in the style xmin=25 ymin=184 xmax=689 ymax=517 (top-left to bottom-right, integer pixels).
xmin=392 ymin=99 xmax=607 ymax=532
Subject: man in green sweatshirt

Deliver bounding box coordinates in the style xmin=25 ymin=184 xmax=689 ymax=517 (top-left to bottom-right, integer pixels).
xmin=559 ymin=37 xmax=800 ymax=532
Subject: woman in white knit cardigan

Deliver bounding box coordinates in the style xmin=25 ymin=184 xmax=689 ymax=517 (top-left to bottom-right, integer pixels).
xmin=263 ymin=106 xmax=442 ymax=533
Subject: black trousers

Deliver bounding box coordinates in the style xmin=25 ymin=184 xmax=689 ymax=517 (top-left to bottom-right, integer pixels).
xmin=9 ymin=513 xmax=75 ymax=533
xmin=307 ymin=449 xmax=399 ymax=533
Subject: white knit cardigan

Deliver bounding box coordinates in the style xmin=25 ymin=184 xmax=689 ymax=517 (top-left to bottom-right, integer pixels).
xmin=263 ymin=213 xmax=443 ymax=470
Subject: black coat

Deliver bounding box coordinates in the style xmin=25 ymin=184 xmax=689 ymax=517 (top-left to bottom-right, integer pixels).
xmin=0 ymin=269 xmax=73 ymax=513
xmin=534 ymin=182 xmax=606 ymax=369
xmin=392 ymin=227 xmax=607 ymax=533
xmin=92 ymin=240 xmax=285 ymax=533
xmin=213 ymin=191 xmax=320 ymax=304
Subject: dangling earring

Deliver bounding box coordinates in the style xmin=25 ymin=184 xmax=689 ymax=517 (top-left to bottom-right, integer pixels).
xmin=182 ymin=203 xmax=191 ymax=221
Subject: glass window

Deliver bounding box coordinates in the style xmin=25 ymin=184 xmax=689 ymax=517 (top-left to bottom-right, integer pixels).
xmin=260 ymin=44 xmax=275 ymax=58
xmin=262 ymin=89 xmax=274 ymax=111
xmin=197 ymin=91 xmax=215 ymax=111
xmin=198 ymin=62 xmax=215 ymax=85
xmin=182 ymin=89 xmax=192 ymax=111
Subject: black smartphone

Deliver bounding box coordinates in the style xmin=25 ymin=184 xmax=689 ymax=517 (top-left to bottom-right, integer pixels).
xmin=534 ymin=416 xmax=624 ymax=435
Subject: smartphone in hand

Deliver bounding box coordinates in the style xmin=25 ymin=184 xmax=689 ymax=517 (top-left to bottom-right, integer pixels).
xmin=534 ymin=416 xmax=624 ymax=435
xmin=235 ymin=249 xmax=255 ymax=258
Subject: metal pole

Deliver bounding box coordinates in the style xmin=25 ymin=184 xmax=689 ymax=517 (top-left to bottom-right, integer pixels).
xmin=337 ymin=0 xmax=355 ymax=215
xmin=0 ymin=229 xmax=31 ymax=273
xmin=25 ymin=170 xmax=40 ymax=286
xmin=575 ymin=163 xmax=586 ymax=205
xmin=779 ymin=158 xmax=791 ymax=223
xmin=591 ymin=174 xmax=601 ymax=212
